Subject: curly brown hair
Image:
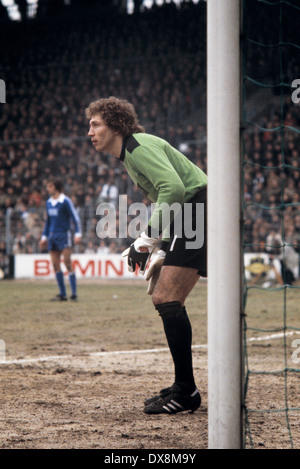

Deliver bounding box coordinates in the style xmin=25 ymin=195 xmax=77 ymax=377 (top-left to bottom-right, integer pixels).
xmin=85 ymin=96 xmax=145 ymax=137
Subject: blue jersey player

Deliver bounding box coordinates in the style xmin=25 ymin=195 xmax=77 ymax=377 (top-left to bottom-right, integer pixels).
xmin=40 ymin=179 xmax=82 ymax=301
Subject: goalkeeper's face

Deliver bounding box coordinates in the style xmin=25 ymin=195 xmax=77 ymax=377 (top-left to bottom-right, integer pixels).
xmin=88 ymin=114 xmax=119 ymax=155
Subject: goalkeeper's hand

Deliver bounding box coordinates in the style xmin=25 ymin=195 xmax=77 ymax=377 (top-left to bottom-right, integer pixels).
xmin=122 ymin=232 xmax=158 ymax=275
xmin=146 ymin=249 xmax=166 ymax=295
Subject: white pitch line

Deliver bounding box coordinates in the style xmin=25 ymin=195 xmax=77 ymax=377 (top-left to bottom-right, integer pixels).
xmin=247 ymin=330 xmax=300 ymax=342
xmin=0 ymin=345 xmax=207 ymax=366
xmin=0 ymin=331 xmax=299 ymax=366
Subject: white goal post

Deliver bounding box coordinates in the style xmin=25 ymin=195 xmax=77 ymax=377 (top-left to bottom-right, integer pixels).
xmin=207 ymin=0 xmax=243 ymax=449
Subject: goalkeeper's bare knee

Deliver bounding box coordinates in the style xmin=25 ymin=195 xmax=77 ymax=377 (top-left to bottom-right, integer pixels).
xmin=152 ymin=290 xmax=182 ymax=307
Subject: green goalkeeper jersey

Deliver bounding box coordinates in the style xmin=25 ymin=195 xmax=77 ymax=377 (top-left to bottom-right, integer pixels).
xmin=120 ymin=132 xmax=207 ymax=241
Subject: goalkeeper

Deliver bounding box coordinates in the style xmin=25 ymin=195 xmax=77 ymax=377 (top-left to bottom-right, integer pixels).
xmin=86 ymin=97 xmax=207 ymax=415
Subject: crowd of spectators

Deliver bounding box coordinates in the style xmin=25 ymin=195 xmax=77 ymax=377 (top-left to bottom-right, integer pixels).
xmin=0 ymin=0 xmax=299 ymax=278
xmin=0 ymin=1 xmax=207 ymax=261
xmin=243 ymin=98 xmax=300 ymax=256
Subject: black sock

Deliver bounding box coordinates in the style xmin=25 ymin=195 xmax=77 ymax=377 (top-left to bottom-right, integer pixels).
xmin=155 ymin=301 xmax=195 ymax=394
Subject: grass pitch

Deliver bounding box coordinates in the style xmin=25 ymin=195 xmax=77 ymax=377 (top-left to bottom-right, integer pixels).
xmin=0 ymin=279 xmax=207 ymax=361
xmin=0 ymin=279 xmax=299 ymax=449
xmin=0 ymin=279 xmax=299 ymax=364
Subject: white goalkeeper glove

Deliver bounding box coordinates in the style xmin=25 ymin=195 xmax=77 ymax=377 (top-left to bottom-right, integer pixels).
xmin=122 ymin=231 xmax=158 ymax=275
xmin=145 ymin=249 xmax=166 ymax=295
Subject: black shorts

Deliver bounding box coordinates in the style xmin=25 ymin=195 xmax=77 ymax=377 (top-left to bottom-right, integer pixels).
xmin=163 ymin=187 xmax=207 ymax=277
